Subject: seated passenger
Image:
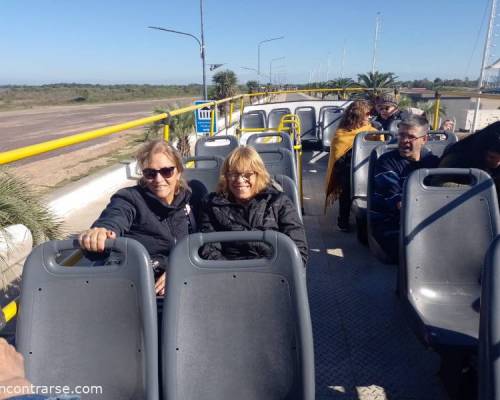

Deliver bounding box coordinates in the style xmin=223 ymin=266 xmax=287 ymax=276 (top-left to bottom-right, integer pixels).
xmin=370 ymin=115 xmax=439 ymax=262
xmin=372 ymin=92 xmax=402 ymax=131
xmin=78 ymin=140 xmax=196 ymax=295
xmin=439 ymin=120 xmax=500 ymax=199
xmin=440 ymin=119 xmax=455 ymax=132
xmin=324 ymin=100 xmax=377 ymax=231
xmin=199 ymin=146 xmax=308 ymax=266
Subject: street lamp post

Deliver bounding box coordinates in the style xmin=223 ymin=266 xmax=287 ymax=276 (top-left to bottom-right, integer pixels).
xmin=148 ymin=1 xmax=208 ymax=99
xmin=241 ymin=66 xmax=267 ymax=81
xmin=269 ymin=57 xmax=285 ymax=85
xmin=257 ymin=36 xmax=284 ymax=83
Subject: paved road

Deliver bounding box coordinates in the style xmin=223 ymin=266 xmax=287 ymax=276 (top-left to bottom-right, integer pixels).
xmin=0 ymin=97 xmax=195 ymax=154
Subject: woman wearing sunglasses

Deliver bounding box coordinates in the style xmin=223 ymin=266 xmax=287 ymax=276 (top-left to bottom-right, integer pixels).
xmin=79 ymin=140 xmax=196 ymax=295
xmin=199 ymin=146 xmax=308 ymax=266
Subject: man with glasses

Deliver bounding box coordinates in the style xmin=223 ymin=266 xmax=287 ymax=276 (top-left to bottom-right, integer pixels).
xmin=370 ymin=115 xmax=439 ymax=263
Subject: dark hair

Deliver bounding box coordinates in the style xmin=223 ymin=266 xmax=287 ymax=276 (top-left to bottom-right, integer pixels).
xmin=486 ymin=129 xmax=500 ymax=154
xmin=338 ymin=100 xmax=372 ymax=131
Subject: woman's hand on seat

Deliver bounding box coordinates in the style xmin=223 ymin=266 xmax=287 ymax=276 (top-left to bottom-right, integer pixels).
xmin=78 ymin=227 xmax=116 ymax=252
xmin=155 ymin=272 xmax=167 ymax=296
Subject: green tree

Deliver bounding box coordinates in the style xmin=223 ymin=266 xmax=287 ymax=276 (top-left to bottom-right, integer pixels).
xmin=357 ymin=71 xmax=398 ymax=96
xmin=246 ymin=80 xmax=259 ymax=94
xmin=212 ymin=70 xmax=238 ymax=130
xmin=328 ymin=78 xmax=358 ymax=99
xmin=0 ymin=168 xmax=62 ymax=281
xmin=416 ymin=100 xmax=447 ymax=124
xmin=142 ymin=106 xmax=194 ymax=156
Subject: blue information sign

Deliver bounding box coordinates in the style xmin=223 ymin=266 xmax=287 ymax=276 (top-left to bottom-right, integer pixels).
xmin=194 ymin=100 xmax=217 ymax=135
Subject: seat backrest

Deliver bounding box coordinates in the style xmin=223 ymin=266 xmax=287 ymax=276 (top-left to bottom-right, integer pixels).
xmin=183 ymin=155 xmax=224 ymax=205
xmin=426 ymin=130 xmax=458 ymax=157
xmin=241 ymin=110 xmax=266 ymax=129
xmin=351 ymin=131 xmax=393 ymax=201
xmin=258 ymin=149 xmax=298 ymax=186
xmin=401 ymin=168 xmax=499 ymax=314
xmin=162 ymin=231 xmax=314 ymax=400
xmin=247 ymin=132 xmax=294 ymax=153
xmin=294 ymin=107 xmax=317 ymax=140
xmin=273 ymin=174 xmax=302 ymax=222
xmin=479 ymin=235 xmax=500 ymax=400
xmin=195 ymin=135 xmax=239 ymax=160
xmin=16 ymin=238 xmax=158 ymax=400
xmin=268 ymin=108 xmax=291 ymax=128
xmin=388 ymin=118 xmax=401 ymax=134
xmin=319 ymin=107 xmax=343 ymax=149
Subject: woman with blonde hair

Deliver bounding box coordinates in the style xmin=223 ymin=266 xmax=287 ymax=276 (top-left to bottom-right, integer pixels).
xmin=199 ymin=146 xmax=308 ymax=265
xmin=79 ymin=139 xmax=196 ymax=295
xmin=325 ymin=100 xmax=377 ymax=231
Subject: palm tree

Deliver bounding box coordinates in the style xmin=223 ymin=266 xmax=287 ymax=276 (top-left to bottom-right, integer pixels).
xmin=416 ymin=100 xmax=447 ymax=125
xmin=357 ymin=71 xmax=398 ymax=96
xmin=142 ymin=106 xmax=194 ymax=156
xmin=170 ymin=110 xmax=195 ymax=157
xmin=212 ymin=70 xmax=238 ymax=129
xmin=1 ymin=168 xmax=62 ymax=285
xmin=329 ymin=77 xmax=358 ymax=100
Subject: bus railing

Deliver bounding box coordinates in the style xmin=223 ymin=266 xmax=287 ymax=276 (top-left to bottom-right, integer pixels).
xmin=0 ymin=88 xmax=365 ymax=165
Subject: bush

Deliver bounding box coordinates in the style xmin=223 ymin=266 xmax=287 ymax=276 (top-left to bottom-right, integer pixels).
xmin=0 ymin=169 xmax=62 ymax=245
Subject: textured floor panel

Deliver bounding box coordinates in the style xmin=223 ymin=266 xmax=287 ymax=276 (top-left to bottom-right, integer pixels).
xmin=302 ymin=150 xmax=448 ymax=400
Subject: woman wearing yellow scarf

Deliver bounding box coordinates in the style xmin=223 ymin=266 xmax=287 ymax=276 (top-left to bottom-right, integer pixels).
xmin=325 ymin=100 xmax=377 ymax=231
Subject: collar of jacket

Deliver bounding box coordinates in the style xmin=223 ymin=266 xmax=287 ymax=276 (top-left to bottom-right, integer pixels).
xmin=139 ymin=185 xmax=191 ymax=210
xmin=210 ymin=185 xmax=280 ymax=207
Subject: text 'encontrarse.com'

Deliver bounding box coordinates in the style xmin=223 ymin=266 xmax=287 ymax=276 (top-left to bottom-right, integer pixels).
xmin=0 ymin=384 xmax=103 ymax=396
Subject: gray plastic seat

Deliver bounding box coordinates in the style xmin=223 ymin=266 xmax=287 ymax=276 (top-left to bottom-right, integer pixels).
xmin=195 ymin=135 xmax=239 ymax=160
xmin=247 ymin=132 xmax=294 ymax=153
xmin=183 ymin=155 xmax=224 ymax=205
xmin=479 ymin=235 xmax=500 ymax=400
xmin=257 ymin=149 xmax=298 ymax=188
xmin=426 ymin=130 xmax=458 ymax=157
xmin=350 ymin=131 xmax=393 ymax=244
xmin=319 ymin=106 xmax=344 ymax=151
xmin=268 ymin=108 xmax=291 ymax=129
xmin=295 ymin=107 xmax=317 ymax=143
xmin=273 ymin=174 xmax=302 ymax=222
xmin=401 ymin=168 xmax=500 ymax=348
xmin=162 ymin=231 xmax=315 ymax=400
xmin=16 ymin=238 xmax=158 ymax=400
xmin=241 ymin=110 xmax=266 ymax=129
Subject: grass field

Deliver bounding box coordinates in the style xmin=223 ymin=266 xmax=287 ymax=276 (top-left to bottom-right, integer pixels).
xmin=0 ymin=83 xmax=205 ymax=111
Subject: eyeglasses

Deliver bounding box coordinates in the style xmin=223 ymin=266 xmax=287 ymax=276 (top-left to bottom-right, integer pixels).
xmin=142 ymin=166 xmax=176 ymax=180
xmin=399 ymin=134 xmax=427 ymax=143
xmin=226 ymin=171 xmax=256 ymax=181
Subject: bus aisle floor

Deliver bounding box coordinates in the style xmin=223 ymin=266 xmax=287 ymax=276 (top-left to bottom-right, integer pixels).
xmin=301 ymin=149 xmax=448 ymax=400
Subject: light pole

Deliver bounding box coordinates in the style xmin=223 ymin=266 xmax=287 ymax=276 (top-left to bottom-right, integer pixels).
xmin=258 ymin=36 xmax=284 ymax=82
xmin=269 ymin=57 xmax=285 ymax=85
xmin=148 ymin=1 xmax=208 ymax=100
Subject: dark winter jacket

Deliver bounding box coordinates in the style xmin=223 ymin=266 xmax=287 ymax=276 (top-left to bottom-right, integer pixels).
xmin=199 ymin=186 xmax=308 ymax=266
xmin=372 ymin=110 xmax=403 ymax=132
xmin=91 ymin=185 xmax=195 ymax=263
xmin=370 ymin=149 xmax=440 ymax=229
xmin=439 ymin=121 xmax=500 ymax=200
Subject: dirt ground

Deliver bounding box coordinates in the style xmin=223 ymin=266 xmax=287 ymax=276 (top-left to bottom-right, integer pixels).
xmin=10 ymin=129 xmax=146 ymax=193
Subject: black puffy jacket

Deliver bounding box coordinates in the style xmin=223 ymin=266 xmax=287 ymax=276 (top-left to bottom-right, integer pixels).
xmin=91 ymin=185 xmax=195 ymax=262
xmin=199 ymin=186 xmax=308 ymax=265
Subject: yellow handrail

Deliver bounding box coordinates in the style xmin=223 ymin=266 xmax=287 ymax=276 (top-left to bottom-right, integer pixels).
xmin=277 ymin=114 xmax=304 ymax=207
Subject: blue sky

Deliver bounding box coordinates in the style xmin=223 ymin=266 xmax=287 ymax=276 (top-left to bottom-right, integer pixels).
xmin=0 ymin=0 xmax=493 ymax=84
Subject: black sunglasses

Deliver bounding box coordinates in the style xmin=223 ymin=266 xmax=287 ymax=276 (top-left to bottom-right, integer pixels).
xmin=142 ymin=166 xmax=176 ymax=180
